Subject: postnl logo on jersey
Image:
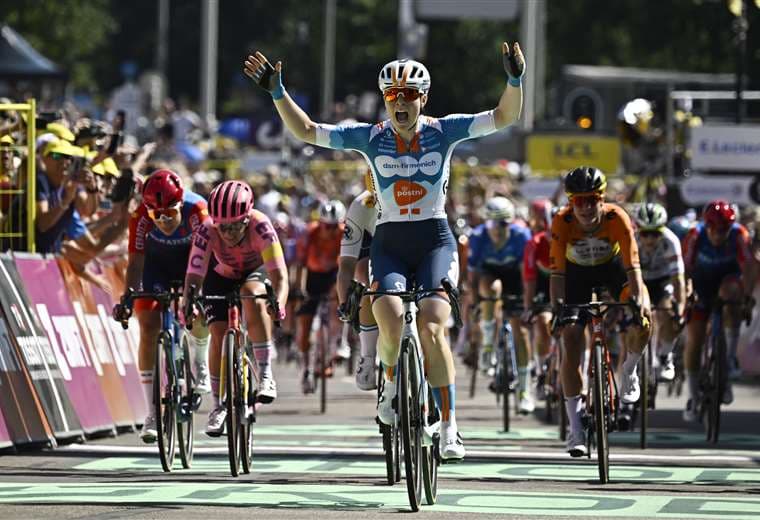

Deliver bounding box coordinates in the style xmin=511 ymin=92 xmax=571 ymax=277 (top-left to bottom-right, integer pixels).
xmin=394 ymin=180 xmax=427 ymax=206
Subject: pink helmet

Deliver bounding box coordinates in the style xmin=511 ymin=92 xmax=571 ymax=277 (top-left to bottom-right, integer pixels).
xmin=208 ymin=180 xmax=254 ymax=224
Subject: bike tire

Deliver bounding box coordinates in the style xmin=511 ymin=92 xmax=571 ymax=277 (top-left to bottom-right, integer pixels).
xmin=155 ymin=332 xmax=176 ymax=472
xmin=240 ymin=355 xmax=256 ymax=474
xmin=422 ymin=387 xmax=438 ymax=505
xmin=400 ymin=337 xmax=422 ymax=511
xmin=177 ymin=331 xmax=194 ymax=468
xmin=223 ymin=330 xmax=239 ymax=477
xmin=710 ymin=330 xmax=727 ymax=444
xmin=559 ymin=387 xmax=568 ymax=441
xmin=593 ymin=342 xmax=610 ymax=484
xmin=320 ymin=323 xmax=327 ymax=415
xmin=639 ymin=345 xmax=649 ymax=450
xmin=469 ymin=341 xmax=478 ymax=399
xmin=379 ymin=370 xmax=397 ymax=486
xmin=501 ymin=340 xmax=511 ymax=433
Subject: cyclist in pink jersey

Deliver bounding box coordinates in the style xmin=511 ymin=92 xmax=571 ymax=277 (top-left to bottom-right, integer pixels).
xmin=183 ymin=180 xmax=289 ymax=437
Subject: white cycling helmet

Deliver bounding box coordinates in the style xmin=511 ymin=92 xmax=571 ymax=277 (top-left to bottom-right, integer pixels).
xmin=635 ymin=202 xmax=668 ymax=231
xmin=319 ymin=200 xmax=346 ymax=224
xmin=484 ymin=196 xmax=515 ymax=222
xmin=378 ymin=59 xmax=431 ymax=93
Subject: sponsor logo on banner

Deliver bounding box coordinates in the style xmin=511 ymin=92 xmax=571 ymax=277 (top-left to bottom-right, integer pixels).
xmin=690 ymin=125 xmax=760 ymax=171
xmin=679 ymin=174 xmax=756 ymax=206
xmin=526 ymin=134 xmax=621 ymax=176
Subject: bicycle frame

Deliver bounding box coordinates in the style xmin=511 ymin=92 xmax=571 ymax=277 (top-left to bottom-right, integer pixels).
xmin=585 ymin=302 xmax=618 ymax=433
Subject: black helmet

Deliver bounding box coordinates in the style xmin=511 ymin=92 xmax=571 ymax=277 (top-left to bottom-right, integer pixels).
xmin=564 ymin=166 xmax=607 ymax=196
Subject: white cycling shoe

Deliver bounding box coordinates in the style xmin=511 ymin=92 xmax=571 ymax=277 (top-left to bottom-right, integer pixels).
xmin=439 ymin=424 xmax=465 ymax=461
xmin=621 ymin=372 xmax=640 ymax=404
xmin=566 ymin=428 xmax=587 ymax=458
xmin=205 ymin=405 xmax=226 ymax=437
xmin=139 ymin=414 xmax=157 ymax=444
xmin=377 ymin=380 xmax=396 ymax=426
xmin=518 ymin=392 xmax=535 ymax=414
xmin=257 ymin=375 xmax=277 ymax=404
xmin=683 ymin=399 xmax=698 ymax=422
xmin=658 ymin=355 xmax=675 ymax=382
xmin=355 ymin=356 xmax=377 ymax=391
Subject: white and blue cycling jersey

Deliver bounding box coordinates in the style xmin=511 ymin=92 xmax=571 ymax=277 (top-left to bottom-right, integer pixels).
xmin=315 ymin=112 xmax=497 ymax=226
xmin=468 ymin=222 xmax=532 ymax=273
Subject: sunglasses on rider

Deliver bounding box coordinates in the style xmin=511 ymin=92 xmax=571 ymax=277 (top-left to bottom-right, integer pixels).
xmin=639 ymin=230 xmax=661 ymax=239
xmin=219 ymin=219 xmax=249 ymax=234
xmin=486 ymin=219 xmax=511 ymax=229
xmin=383 ymin=87 xmax=422 ymax=103
xmin=570 ymin=194 xmax=602 ymax=208
xmin=147 ymin=202 xmax=181 ymax=223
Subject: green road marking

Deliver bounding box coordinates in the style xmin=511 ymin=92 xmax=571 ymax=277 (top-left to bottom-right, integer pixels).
xmin=74 ymin=457 xmax=760 ymax=484
xmin=223 ymin=424 xmax=760 ymax=446
xmin=1 ymin=482 xmax=759 ymax=517
xmin=192 ymin=438 xmax=523 ymax=450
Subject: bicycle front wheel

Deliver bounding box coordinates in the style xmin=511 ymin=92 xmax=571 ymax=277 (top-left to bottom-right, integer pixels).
xmin=422 ymin=387 xmax=438 ymax=505
xmin=400 ymin=337 xmax=422 ymax=511
xmin=223 ymin=330 xmax=240 ymax=476
xmin=709 ymin=330 xmax=726 ymax=444
xmin=240 ymin=355 xmax=256 ymax=474
xmin=500 ymin=343 xmax=511 ymax=433
xmin=155 ymin=332 xmax=177 ymax=472
xmin=592 ymin=341 xmax=610 ymax=484
xmin=639 ymin=344 xmax=649 ymax=450
xmin=177 ymin=331 xmax=194 ymax=468
xmin=320 ymin=323 xmax=328 ymax=414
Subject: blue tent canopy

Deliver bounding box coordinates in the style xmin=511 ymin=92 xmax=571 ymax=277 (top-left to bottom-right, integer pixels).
xmin=0 ymin=24 xmax=64 ymax=79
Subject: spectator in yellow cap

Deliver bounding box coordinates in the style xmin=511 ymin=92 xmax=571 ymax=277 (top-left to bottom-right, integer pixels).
xmin=45 ymin=122 xmax=76 ymax=143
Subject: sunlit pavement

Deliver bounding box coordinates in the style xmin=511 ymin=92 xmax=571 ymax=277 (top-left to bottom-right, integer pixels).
xmin=1 ymin=353 xmax=759 ymax=520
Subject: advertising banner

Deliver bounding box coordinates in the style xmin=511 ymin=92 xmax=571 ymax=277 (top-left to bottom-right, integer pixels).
xmin=526 ymin=134 xmax=621 ymax=176
xmin=690 ymin=125 xmax=760 ymax=172
xmin=14 ymin=254 xmax=114 ymax=436
xmin=0 ymin=307 xmax=53 ymax=446
xmin=0 ymin=255 xmax=82 ymax=440
xmin=56 ymin=258 xmax=135 ymax=428
xmin=88 ymin=267 xmax=148 ymax=423
xmin=679 ymin=174 xmax=757 ymax=206
xmin=0 ymin=407 xmax=11 ymax=449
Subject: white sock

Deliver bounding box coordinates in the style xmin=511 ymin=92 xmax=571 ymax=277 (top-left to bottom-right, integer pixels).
xmin=565 ymin=395 xmax=583 ymax=434
xmin=140 ymin=370 xmax=153 ymax=412
xmin=658 ymin=338 xmax=675 ymax=357
xmin=686 ymin=370 xmax=699 ymax=401
xmin=359 ymin=324 xmax=378 ymax=358
xmin=623 ymin=351 xmax=642 ymax=376
xmin=252 ymin=341 xmax=273 ymax=380
xmin=188 ymin=333 xmax=209 ymax=367
xmin=481 ymin=319 xmax=495 ymax=348
xmin=518 ymin=367 xmax=530 ymax=395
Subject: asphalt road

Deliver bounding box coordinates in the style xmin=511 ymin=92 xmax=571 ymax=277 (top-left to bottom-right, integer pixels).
xmin=1 ymin=350 xmax=759 ymax=520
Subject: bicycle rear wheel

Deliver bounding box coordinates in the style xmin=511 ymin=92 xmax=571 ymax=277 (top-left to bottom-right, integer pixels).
xmin=469 ymin=341 xmax=478 ymax=399
xmin=240 ymin=354 xmax=256 ymax=474
xmin=500 ymin=340 xmax=511 ymax=433
xmin=319 ymin=319 xmax=328 ymax=414
xmin=708 ymin=330 xmax=726 ymax=444
xmin=177 ymin=331 xmax=194 ymax=468
xmin=223 ymin=330 xmax=240 ymax=477
xmin=400 ymin=337 xmax=422 ymax=511
xmin=592 ymin=341 xmax=610 ymax=484
xmin=422 ymin=387 xmax=438 ymax=505
xmin=155 ymin=332 xmax=176 ymax=472
xmin=639 ymin=345 xmax=649 ymax=450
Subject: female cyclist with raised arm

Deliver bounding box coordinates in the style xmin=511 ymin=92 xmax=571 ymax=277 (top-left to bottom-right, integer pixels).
xmin=244 ymin=42 xmax=525 ymax=461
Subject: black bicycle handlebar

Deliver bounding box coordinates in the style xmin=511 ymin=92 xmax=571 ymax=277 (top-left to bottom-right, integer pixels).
xmin=186 ymin=279 xmax=281 ymax=330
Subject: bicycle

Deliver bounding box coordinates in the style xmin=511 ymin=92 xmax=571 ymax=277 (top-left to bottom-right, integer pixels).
xmin=115 ymin=282 xmax=201 ymax=472
xmin=187 ymin=280 xmax=281 ymax=476
xmin=350 ymin=278 xmax=462 ymax=511
xmin=697 ymin=297 xmax=750 ymax=444
xmin=554 ymin=289 xmax=645 ymax=484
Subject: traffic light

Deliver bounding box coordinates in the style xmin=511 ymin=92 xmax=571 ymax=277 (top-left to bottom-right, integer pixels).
xmin=570 ymin=94 xmax=597 ymax=131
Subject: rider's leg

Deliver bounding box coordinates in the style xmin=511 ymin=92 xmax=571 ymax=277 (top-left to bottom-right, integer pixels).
xmin=188 ymin=320 xmax=210 ymax=393
xmin=135 ymin=303 xmax=161 ymax=440
xmin=241 ymin=278 xmax=277 ymax=401
xmin=356 ymin=257 xmax=377 ymax=360
xmin=535 ymin=312 xmax=552 ymax=361
xmin=207 ymin=321 xmax=226 ymax=408
xmin=478 ymin=276 xmax=498 ymax=355
xmin=561 ymin=322 xmax=586 ymax=454
xmin=721 ymin=277 xmax=744 ymax=382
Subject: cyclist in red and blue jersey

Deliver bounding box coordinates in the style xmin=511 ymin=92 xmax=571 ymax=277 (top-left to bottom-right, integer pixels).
xmin=468 ymin=196 xmax=534 ymax=413
xmin=245 ymin=40 xmax=525 ymax=460
xmin=681 ymin=200 xmax=757 ymax=421
xmin=117 ymin=169 xmax=212 ymax=443
xmin=522 ymin=198 xmax=554 ymax=396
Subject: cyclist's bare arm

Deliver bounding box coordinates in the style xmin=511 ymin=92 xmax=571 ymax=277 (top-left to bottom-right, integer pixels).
xmin=267 ymin=265 xmax=289 ymax=314
xmin=337 ymin=256 xmax=357 ymax=306
xmin=670 ymin=272 xmax=686 ymax=315
xmin=549 ymin=273 xmax=565 ymax=308
xmin=523 ymin=278 xmax=536 ymax=311
xmin=125 ymin=252 xmax=145 ymax=291
xmin=244 ymin=51 xmax=319 ymax=144
xmin=493 ymin=41 xmax=525 ymax=129
xmin=183 ymin=273 xmax=204 ymax=304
